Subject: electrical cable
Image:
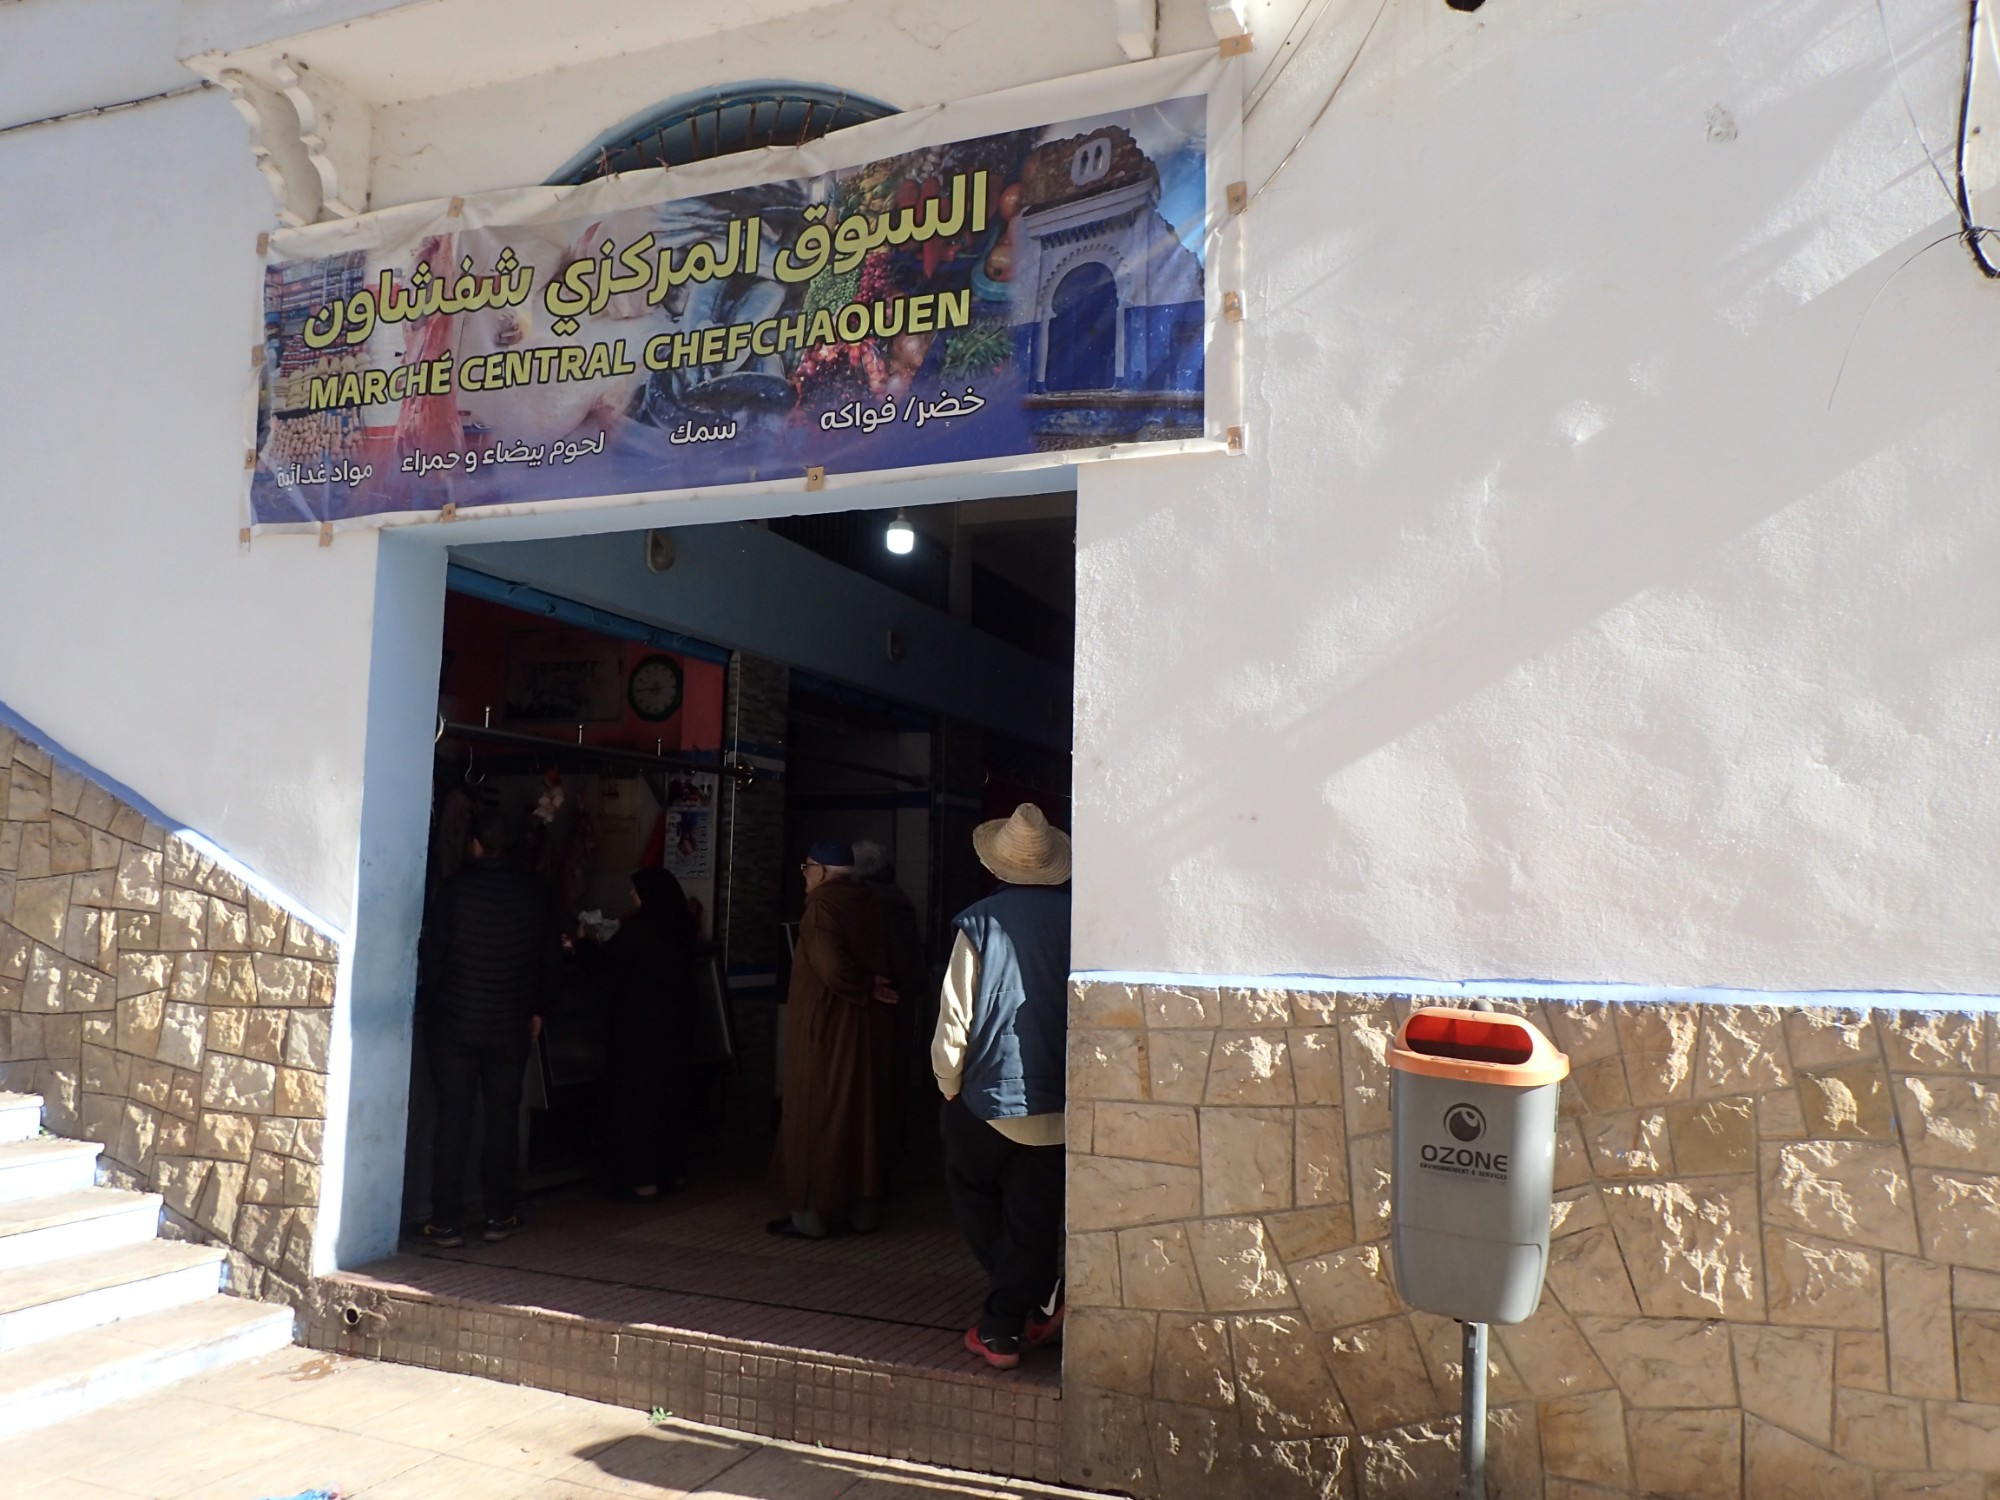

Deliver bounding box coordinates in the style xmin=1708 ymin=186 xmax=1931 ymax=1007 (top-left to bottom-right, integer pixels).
xmin=1831 ymin=0 xmax=2000 ymax=400
xmin=1246 ymin=0 xmax=1348 ymax=115
xmin=1956 ymin=0 xmax=2000 ymax=274
xmin=1872 ymin=0 xmax=2000 ymax=276
xmin=1876 ymin=0 xmax=1968 ymax=217
xmin=1241 ymin=0 xmax=1394 ymax=217
xmin=1189 ymin=0 xmax=1394 ymax=275
xmin=0 ymin=82 xmax=209 ymax=139
xmin=1827 ymin=227 xmax=1969 ymax=405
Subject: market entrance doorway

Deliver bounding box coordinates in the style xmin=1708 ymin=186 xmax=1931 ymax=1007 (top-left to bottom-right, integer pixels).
xmin=336 ymin=491 xmax=1075 ymax=1481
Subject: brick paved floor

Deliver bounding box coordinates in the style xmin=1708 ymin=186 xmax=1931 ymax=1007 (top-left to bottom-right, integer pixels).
xmin=10 ymin=1345 xmax=1090 ymax=1500
xmin=311 ymin=1128 xmax=1062 ymax=1480
xmin=413 ymin=1140 xmax=990 ymax=1334
xmin=379 ymin=1130 xmax=1020 ymax=1375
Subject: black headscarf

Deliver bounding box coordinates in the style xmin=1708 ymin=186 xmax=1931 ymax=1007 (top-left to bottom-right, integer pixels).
xmin=630 ymin=867 xmax=696 ymax=945
xmin=594 ymin=867 xmax=699 ymax=1050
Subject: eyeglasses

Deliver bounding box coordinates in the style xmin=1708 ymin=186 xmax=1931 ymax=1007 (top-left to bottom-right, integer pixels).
xmin=800 ymin=860 xmax=822 ymax=874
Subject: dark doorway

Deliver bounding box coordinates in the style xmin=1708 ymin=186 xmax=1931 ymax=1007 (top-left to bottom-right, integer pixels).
xmin=1044 ymin=262 xmax=1118 ymax=391
xmin=391 ymin=494 xmax=1075 ymax=1469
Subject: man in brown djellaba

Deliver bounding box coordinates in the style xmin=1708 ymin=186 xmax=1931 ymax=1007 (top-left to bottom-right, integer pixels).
xmin=769 ymin=838 xmax=903 ymax=1238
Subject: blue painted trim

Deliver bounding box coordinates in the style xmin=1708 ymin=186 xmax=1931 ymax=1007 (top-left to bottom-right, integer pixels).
xmin=446 ymin=564 xmax=734 ymax=666
xmin=1070 ymin=970 xmax=2000 ymax=1013
xmin=0 ymin=697 xmax=345 ymax=942
xmin=0 ymin=698 xmax=177 ymax=834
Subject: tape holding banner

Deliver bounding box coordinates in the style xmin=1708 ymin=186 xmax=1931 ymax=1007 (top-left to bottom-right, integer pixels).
xmin=249 ymin=49 xmax=1244 ymax=534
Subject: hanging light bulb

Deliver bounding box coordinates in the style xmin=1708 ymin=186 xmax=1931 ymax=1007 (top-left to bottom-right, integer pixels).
xmin=885 ymin=509 xmax=915 ymax=555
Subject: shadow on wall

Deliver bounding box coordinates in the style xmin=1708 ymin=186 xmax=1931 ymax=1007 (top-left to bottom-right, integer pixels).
xmin=1078 ymin=0 xmax=2000 ymax=979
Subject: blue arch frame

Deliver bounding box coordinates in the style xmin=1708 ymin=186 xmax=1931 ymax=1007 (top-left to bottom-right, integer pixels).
xmin=546 ymin=80 xmax=899 ymax=185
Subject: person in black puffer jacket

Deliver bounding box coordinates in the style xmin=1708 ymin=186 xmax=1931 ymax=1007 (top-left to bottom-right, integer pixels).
xmin=416 ymin=807 xmax=562 ymax=1247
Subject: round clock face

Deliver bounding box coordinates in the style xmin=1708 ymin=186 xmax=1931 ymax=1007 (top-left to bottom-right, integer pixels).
xmin=627 ymin=654 xmax=685 ymax=721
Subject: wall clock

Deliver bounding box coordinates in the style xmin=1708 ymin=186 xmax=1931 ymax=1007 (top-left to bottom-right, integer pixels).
xmin=627 ymin=654 xmax=685 ymax=722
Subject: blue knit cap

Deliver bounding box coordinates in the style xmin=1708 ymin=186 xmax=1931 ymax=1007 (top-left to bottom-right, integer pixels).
xmin=806 ymin=837 xmax=855 ymax=868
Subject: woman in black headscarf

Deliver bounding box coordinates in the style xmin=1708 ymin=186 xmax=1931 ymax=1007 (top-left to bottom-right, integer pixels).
xmin=582 ymin=867 xmax=699 ymax=1197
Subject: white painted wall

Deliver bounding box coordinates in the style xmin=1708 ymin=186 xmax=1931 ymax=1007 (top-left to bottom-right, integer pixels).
xmin=1073 ymin=0 xmax=2000 ymax=993
xmin=364 ymin=0 xmax=1208 ymax=204
xmin=0 ymin=82 xmax=383 ymax=933
xmin=9 ymin=0 xmax=2000 ymax=993
xmin=0 ymin=0 xmax=193 ymax=130
xmin=9 ymin=0 xmax=2000 ymax=989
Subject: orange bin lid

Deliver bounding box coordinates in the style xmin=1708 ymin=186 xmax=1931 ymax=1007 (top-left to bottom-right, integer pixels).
xmin=1388 ymin=1006 xmax=1570 ymax=1088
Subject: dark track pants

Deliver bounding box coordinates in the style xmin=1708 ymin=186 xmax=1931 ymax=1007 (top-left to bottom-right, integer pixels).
xmin=429 ymin=1025 xmax=531 ymax=1227
xmin=940 ymin=1094 xmax=1063 ymax=1339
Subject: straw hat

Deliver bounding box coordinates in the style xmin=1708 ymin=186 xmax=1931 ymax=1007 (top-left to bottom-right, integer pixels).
xmin=973 ymin=804 xmax=1072 ymax=886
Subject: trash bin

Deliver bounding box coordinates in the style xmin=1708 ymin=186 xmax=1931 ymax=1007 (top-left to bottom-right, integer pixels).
xmin=1388 ymin=1006 xmax=1570 ymax=1325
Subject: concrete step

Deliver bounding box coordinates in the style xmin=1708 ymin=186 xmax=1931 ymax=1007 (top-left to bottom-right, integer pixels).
xmin=0 ymin=1138 xmax=101 ymax=1204
xmin=0 ymin=1094 xmax=41 ymax=1145
xmin=0 ymin=1241 xmax=227 ymax=1352
xmin=0 ymin=1295 xmax=294 ymax=1440
xmin=0 ymin=1190 xmax=161 ymax=1273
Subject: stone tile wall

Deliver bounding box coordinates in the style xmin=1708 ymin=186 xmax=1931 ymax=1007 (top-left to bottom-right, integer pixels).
xmin=0 ymin=722 xmax=338 ymax=1307
xmin=1061 ymin=981 xmax=2000 ymax=1499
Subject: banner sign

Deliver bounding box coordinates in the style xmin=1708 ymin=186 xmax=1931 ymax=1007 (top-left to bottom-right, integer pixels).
xmin=253 ymin=53 xmax=1240 ymax=530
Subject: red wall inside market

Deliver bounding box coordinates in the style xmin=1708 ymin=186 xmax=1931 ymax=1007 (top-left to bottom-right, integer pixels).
xmin=438 ymin=591 xmax=726 ymax=753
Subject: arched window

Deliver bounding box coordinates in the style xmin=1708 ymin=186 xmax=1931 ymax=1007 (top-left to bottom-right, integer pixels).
xmin=1044 ymin=263 xmax=1119 ymax=392
xmin=548 ymin=82 xmax=897 ymax=185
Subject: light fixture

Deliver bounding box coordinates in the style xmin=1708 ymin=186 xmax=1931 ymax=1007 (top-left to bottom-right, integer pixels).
xmin=643 ymin=529 xmax=676 ymax=572
xmin=885 ymin=509 xmax=915 ymax=555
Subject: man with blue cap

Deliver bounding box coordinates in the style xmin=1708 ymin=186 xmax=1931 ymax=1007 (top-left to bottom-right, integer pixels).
xmin=770 ymin=837 xmax=904 ymax=1238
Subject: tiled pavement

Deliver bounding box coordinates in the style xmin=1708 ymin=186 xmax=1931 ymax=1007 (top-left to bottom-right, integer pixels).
xmin=305 ymin=1147 xmax=1063 ymax=1482
xmin=10 ymin=1345 xmax=1092 ymax=1500
xmin=403 ymin=1154 xmax=992 ymax=1344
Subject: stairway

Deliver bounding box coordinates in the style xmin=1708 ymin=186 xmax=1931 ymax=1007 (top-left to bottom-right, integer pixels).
xmin=0 ymin=1091 xmax=295 ymax=1439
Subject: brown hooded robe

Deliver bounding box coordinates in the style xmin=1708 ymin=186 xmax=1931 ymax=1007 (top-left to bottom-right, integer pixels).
xmin=772 ymin=878 xmax=900 ymax=1218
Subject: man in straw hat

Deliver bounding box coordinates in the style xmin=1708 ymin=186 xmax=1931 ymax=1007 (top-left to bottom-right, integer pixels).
xmin=932 ymin=803 xmax=1072 ymax=1369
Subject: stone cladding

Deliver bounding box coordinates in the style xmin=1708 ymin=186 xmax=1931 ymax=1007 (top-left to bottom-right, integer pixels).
xmin=1061 ymin=980 xmax=2000 ymax=1499
xmin=0 ymin=721 xmax=337 ymax=1308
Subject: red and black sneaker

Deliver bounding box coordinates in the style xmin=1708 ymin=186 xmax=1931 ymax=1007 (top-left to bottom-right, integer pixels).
xmin=964 ymin=1325 xmax=1023 ymax=1370
xmin=1025 ymin=1305 xmax=1065 ymax=1348
xmin=414 ymin=1222 xmax=464 ymax=1249
xmin=1025 ymin=1281 xmax=1065 ymax=1348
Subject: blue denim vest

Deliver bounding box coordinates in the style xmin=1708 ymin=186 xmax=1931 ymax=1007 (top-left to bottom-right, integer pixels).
xmin=951 ymin=883 xmax=1072 ymax=1121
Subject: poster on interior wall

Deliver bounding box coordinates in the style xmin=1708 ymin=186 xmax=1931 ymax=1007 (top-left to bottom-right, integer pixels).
xmin=249 ymin=50 xmax=1241 ymax=532
xmin=660 ymin=774 xmax=715 ymax=882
